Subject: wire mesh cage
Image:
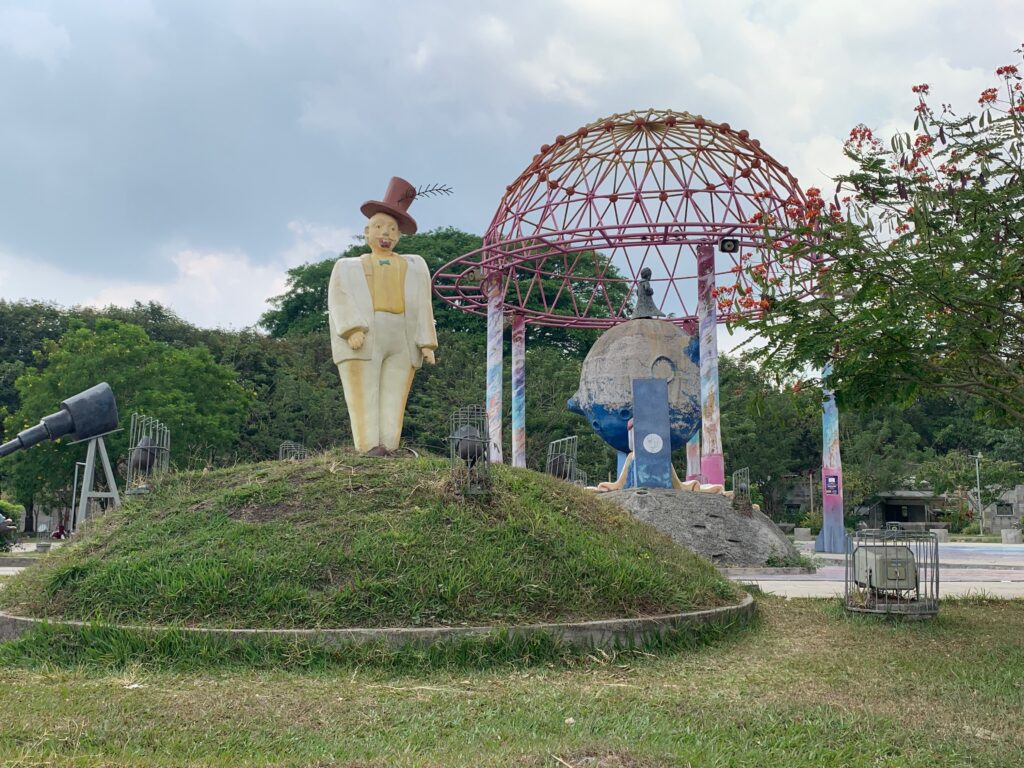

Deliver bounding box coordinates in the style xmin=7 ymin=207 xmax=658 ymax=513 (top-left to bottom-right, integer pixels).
xmin=546 ymin=436 xmax=579 ymax=483
xmin=449 ymin=405 xmax=490 ymax=494
xmin=845 ymin=528 xmax=940 ymax=619
xmin=732 ymin=467 xmax=751 ymax=502
xmin=546 ymin=436 xmax=589 ymax=486
xmin=278 ymin=441 xmax=309 ymax=461
xmin=125 ymin=413 xmax=170 ymax=494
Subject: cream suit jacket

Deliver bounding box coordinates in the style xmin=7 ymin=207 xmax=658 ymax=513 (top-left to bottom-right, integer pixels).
xmin=327 ymin=253 xmax=438 ymax=368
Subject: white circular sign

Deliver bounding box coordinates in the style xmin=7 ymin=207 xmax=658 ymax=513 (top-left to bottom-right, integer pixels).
xmin=642 ymin=433 xmax=663 ymax=453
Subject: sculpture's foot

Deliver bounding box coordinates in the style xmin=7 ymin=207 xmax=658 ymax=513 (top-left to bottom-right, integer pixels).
xmin=697 ymin=483 xmax=725 ymax=494
xmin=364 ymin=445 xmax=391 ymax=457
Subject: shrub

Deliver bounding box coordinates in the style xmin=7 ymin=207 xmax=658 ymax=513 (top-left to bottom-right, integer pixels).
xmin=0 ymin=499 xmax=24 ymax=552
xmin=939 ymin=503 xmax=974 ymax=534
xmin=799 ymin=508 xmax=822 ymax=535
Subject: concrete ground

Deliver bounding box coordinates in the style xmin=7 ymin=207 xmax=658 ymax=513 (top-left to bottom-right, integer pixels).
xmin=739 ymin=541 xmax=1024 ymax=598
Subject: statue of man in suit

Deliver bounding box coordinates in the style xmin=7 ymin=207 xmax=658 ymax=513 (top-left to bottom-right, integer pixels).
xmin=328 ymin=177 xmax=438 ymax=456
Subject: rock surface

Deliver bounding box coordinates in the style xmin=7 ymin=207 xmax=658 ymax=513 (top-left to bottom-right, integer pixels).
xmin=604 ymin=488 xmax=799 ymax=567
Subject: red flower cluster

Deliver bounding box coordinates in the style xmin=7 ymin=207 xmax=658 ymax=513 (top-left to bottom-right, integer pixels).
xmin=913 ymin=134 xmax=934 ymax=156
xmin=1012 ymin=104 xmax=1024 ymax=114
xmin=979 ymin=87 xmax=998 ymax=105
xmin=803 ymin=187 xmax=824 ymax=222
xmin=911 ymin=83 xmax=930 ymax=94
xmin=895 ymin=222 xmax=910 ymax=234
xmin=914 ymin=103 xmax=929 ymax=114
xmin=996 ymin=64 xmax=1019 ymax=77
xmin=937 ymin=162 xmax=958 ymax=175
xmin=846 ymin=124 xmax=878 ymax=150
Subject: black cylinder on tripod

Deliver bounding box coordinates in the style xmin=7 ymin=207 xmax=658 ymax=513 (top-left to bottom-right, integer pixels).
xmin=0 ymin=383 xmax=119 ymax=458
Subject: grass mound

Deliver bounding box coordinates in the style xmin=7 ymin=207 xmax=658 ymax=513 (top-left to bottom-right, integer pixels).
xmin=0 ymin=451 xmax=742 ymax=630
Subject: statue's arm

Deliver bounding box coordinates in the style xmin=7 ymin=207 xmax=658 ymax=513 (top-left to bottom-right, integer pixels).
xmin=327 ymin=260 xmax=370 ymax=340
xmin=409 ymin=256 xmax=438 ymax=351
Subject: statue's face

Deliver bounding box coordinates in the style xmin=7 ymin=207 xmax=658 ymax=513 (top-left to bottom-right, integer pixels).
xmin=365 ymin=212 xmax=400 ymax=253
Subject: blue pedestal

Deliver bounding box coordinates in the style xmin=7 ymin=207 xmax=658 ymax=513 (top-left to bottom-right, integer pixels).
xmin=631 ymin=378 xmax=673 ymax=489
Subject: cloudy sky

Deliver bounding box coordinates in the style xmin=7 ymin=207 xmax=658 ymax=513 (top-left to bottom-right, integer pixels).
xmin=0 ymin=0 xmax=1020 ymax=333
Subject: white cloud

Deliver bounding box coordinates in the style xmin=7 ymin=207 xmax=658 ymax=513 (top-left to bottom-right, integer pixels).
xmin=0 ymin=221 xmax=355 ymax=330
xmin=0 ymin=7 xmax=71 ymax=70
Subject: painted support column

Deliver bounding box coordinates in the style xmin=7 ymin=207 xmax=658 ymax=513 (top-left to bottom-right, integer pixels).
xmin=511 ymin=313 xmax=527 ymax=468
xmin=485 ymin=273 xmax=504 ymax=463
xmin=696 ymin=243 xmax=724 ymax=486
xmin=816 ymin=363 xmax=848 ymax=553
xmin=686 ymin=432 xmax=702 ymax=481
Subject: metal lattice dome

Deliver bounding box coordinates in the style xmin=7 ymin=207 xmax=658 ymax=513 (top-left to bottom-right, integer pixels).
xmin=434 ymin=108 xmax=817 ymax=328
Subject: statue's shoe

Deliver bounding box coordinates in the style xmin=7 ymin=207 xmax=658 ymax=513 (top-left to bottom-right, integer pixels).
xmin=364 ymin=445 xmax=390 ymax=457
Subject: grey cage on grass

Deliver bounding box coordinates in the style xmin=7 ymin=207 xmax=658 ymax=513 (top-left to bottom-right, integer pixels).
xmin=845 ymin=527 xmax=940 ymax=619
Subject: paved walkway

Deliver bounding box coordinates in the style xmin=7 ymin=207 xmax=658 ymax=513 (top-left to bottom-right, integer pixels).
xmin=741 ymin=541 xmax=1024 ymax=598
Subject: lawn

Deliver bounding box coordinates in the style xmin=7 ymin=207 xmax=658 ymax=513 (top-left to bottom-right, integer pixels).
xmin=1 ymin=595 xmax=1021 ymax=767
xmin=0 ymin=453 xmax=740 ymax=630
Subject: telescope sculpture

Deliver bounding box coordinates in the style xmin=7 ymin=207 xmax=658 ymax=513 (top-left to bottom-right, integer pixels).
xmin=0 ymin=383 xmax=119 ymax=458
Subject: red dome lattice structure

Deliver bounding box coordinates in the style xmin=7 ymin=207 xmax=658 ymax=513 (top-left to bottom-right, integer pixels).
xmin=433 ymin=108 xmax=816 ymax=328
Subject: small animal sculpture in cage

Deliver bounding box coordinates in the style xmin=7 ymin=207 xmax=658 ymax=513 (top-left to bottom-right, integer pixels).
xmin=125 ymin=413 xmax=171 ymax=493
xmin=449 ymin=406 xmax=490 ymax=494
xmin=278 ymin=441 xmax=309 ymax=461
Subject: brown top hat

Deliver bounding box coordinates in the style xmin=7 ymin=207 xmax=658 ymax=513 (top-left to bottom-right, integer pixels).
xmin=360 ymin=176 xmax=418 ymax=235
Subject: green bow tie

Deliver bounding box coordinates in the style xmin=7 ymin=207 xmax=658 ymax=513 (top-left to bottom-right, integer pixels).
xmin=378 ymin=259 xmax=391 ymax=266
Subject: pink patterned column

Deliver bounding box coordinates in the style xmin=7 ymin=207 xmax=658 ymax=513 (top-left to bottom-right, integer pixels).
xmin=696 ymin=243 xmax=724 ymax=486
xmin=686 ymin=432 xmax=701 ymax=481
xmin=511 ymin=313 xmax=526 ymax=468
xmin=485 ymin=273 xmax=504 ymax=464
xmin=817 ymin=363 xmax=847 ymax=552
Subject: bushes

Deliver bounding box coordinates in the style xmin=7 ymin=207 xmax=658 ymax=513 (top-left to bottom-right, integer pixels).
xmin=0 ymin=499 xmax=24 ymax=551
xmin=939 ymin=503 xmax=975 ymax=534
xmin=798 ymin=508 xmax=822 ymax=535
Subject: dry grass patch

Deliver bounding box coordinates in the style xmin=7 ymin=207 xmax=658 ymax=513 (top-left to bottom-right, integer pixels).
xmin=0 ymin=598 xmax=1021 ymax=766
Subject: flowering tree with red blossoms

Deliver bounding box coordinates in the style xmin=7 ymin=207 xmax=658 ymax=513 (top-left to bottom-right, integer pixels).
xmin=738 ymin=49 xmax=1024 ymax=423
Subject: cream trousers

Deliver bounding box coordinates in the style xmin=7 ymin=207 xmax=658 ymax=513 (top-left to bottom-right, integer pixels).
xmin=337 ymin=311 xmax=415 ymax=452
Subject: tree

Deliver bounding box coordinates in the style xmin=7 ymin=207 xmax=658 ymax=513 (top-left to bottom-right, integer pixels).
xmin=259 ymin=228 xmax=632 ymax=358
xmin=2 ymin=320 xmax=250 ymax=507
xmin=260 ymin=228 xmax=487 ymax=338
xmin=916 ymin=450 xmax=1020 ymax=510
xmin=738 ymin=51 xmax=1024 ymax=423
xmin=717 ymin=356 xmax=819 ymax=516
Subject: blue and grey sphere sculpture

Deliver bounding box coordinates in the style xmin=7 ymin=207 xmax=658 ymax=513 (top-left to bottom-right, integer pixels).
xmin=568 ymin=319 xmax=701 ymax=453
